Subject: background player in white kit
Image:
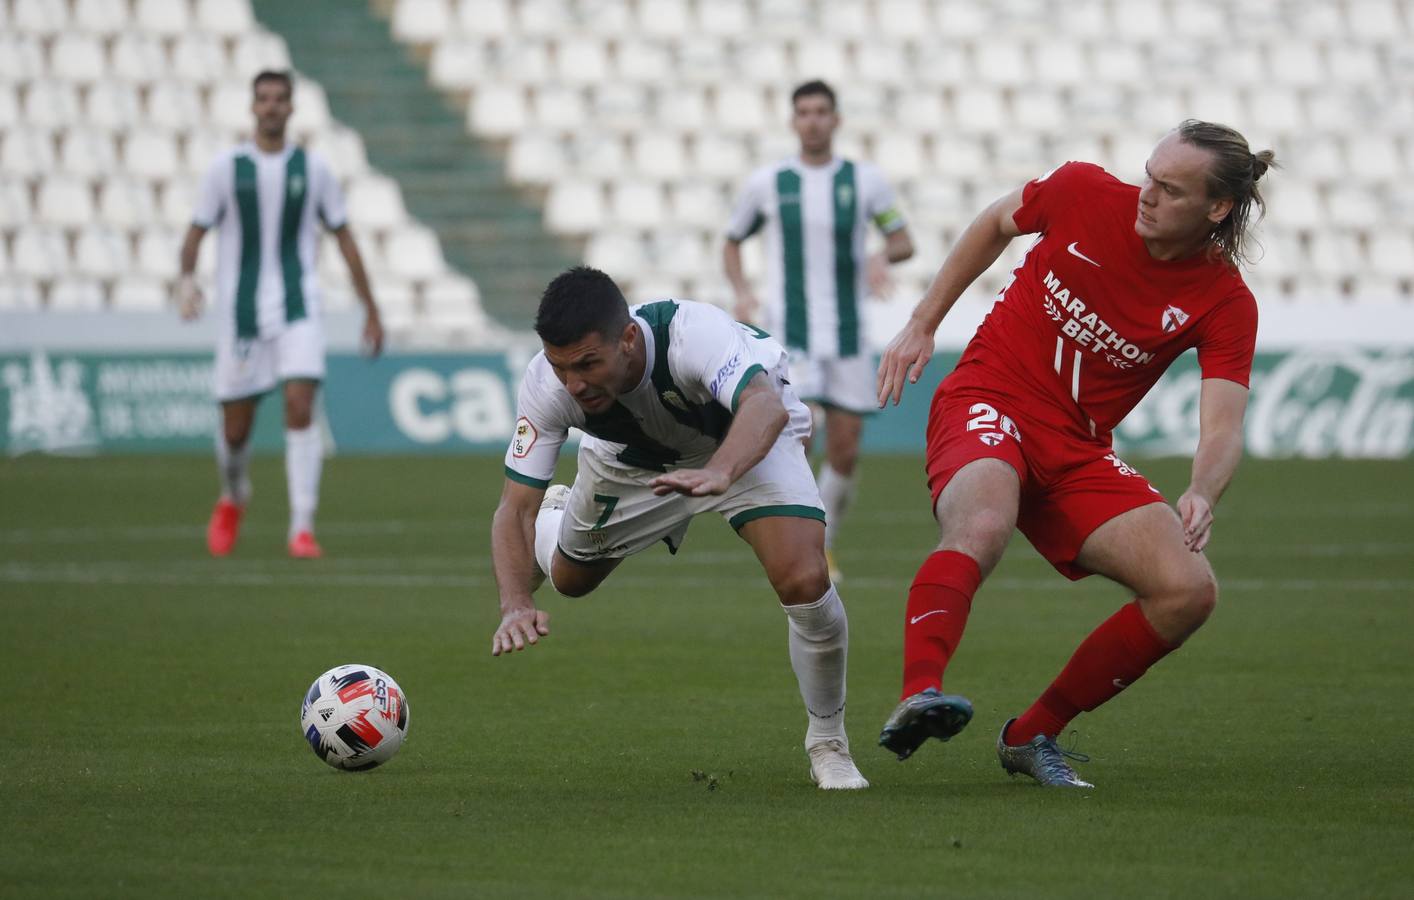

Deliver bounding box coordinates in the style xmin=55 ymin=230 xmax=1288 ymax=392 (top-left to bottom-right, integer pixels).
xmin=724 ymin=80 xmax=915 ymax=581
xmin=490 ymin=266 xmax=868 ymax=790
xmin=177 ymin=70 xmax=383 ymax=559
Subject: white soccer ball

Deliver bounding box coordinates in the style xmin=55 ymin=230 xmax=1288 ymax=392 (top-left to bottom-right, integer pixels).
xmin=299 ymin=664 xmax=410 ymax=771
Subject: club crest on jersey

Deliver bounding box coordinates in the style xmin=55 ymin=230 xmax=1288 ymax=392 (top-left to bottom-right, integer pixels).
xmin=512 ymin=417 xmax=537 ymax=458
xmin=836 ymin=184 xmax=853 ymax=207
xmin=1162 ymin=305 xmax=1190 ymax=333
xmin=978 ymin=432 xmax=1005 ymax=447
xmin=660 ymin=389 xmax=689 ymax=412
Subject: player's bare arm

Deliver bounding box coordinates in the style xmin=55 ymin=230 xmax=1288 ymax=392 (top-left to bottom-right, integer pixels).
xmin=876 ymin=187 xmax=1026 ymax=408
xmin=1179 ymin=378 xmax=1249 ymax=553
xmin=332 ymin=225 xmax=385 ymax=357
xmin=867 ymin=227 xmax=916 ymax=297
xmin=649 ymin=374 xmax=787 ymax=497
xmin=490 ymin=478 xmax=552 ymax=656
xmin=722 ymin=238 xmax=759 ymax=323
xmin=175 ymin=224 xmax=208 ymax=320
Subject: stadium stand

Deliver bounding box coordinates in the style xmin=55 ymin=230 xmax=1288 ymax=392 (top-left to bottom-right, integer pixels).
xmin=0 ymin=0 xmax=489 ymax=345
xmin=2 ymin=0 xmax=1411 ymax=343
xmin=382 ymin=0 xmax=1414 ymax=337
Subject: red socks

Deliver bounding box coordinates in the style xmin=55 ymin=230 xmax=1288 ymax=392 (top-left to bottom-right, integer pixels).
xmin=901 ymin=550 xmax=981 ymax=699
xmin=1007 ymin=601 xmax=1173 ymax=745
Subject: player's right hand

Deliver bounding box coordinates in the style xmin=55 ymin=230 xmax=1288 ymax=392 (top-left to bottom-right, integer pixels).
xmin=876 ymin=322 xmax=935 ymax=408
xmin=176 ymin=275 xmax=203 ymax=321
xmin=491 ymin=606 xmax=550 ymax=656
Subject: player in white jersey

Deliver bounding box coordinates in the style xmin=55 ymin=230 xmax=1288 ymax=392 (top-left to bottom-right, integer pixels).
xmin=491 ymin=267 xmax=868 ymax=790
xmin=724 ymin=80 xmax=915 ymax=582
xmin=176 ymin=70 xmax=383 ymax=559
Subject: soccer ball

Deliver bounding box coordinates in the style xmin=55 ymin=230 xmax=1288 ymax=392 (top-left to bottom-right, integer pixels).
xmin=299 ymin=664 xmax=410 ymax=771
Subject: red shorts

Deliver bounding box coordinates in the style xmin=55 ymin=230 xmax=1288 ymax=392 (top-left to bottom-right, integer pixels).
xmin=924 ymin=389 xmax=1166 ymax=580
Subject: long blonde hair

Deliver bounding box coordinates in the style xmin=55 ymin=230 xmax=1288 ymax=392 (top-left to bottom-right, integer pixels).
xmin=1175 ymin=120 xmax=1277 ymax=268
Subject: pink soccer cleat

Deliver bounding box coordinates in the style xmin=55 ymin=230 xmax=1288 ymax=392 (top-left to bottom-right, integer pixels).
xmin=288 ymin=530 xmax=323 ymax=559
xmin=206 ymin=499 xmax=244 ymax=557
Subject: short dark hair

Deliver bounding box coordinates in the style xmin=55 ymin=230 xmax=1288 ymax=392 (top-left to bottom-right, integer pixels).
xmin=252 ymin=69 xmax=294 ymax=99
xmin=791 ymin=80 xmax=836 ymax=111
xmin=535 ymin=266 xmax=631 ymax=347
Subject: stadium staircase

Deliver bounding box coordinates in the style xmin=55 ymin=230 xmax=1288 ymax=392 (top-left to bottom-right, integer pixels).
xmin=248 ymin=0 xmax=577 ymax=330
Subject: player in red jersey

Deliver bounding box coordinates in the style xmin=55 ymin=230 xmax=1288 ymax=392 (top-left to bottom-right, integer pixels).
xmin=875 ymin=121 xmax=1277 ymax=787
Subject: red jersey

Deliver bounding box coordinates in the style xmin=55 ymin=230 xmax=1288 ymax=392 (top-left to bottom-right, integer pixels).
xmin=942 ymin=162 xmax=1258 ymax=439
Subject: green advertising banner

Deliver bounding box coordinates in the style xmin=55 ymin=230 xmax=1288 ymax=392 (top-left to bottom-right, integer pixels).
xmin=3 ymin=347 xmax=1412 ymax=458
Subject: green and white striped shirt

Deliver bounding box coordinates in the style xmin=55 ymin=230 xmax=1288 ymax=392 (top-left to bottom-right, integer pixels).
xmin=193 ymin=143 xmax=346 ymax=340
xmin=726 ymin=156 xmax=905 ymax=358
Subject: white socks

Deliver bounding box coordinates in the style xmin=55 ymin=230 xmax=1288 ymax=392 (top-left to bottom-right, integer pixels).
xmin=285 ymin=426 xmax=323 ymax=538
xmin=817 ymin=464 xmax=857 ymax=551
xmin=533 ymin=505 xmax=563 ymax=589
xmin=782 ymin=585 xmax=850 ymax=746
xmin=215 ymin=432 xmax=251 ymax=505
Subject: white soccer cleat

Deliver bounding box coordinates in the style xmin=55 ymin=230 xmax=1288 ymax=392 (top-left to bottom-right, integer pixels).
xmin=541 ymin=483 xmax=571 ymax=511
xmin=808 ymin=738 xmax=870 ymax=790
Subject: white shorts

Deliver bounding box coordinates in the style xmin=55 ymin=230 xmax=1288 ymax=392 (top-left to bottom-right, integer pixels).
xmin=557 ymin=432 xmax=825 ymax=564
xmin=213 ymin=319 xmax=325 ymax=402
xmin=787 ymin=352 xmax=877 ymax=416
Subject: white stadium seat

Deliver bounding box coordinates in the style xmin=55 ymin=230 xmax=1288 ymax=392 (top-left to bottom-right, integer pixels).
xmin=392 ymin=0 xmax=452 ymax=43
xmin=0 ymin=86 xmax=17 ymax=131
xmin=195 ymin=0 xmax=256 ymax=36
xmin=21 ymin=83 xmax=83 ymax=131
xmin=648 ymin=229 xmax=707 ymax=278
xmin=75 ymin=227 xmax=135 ymax=280
xmin=38 ymin=177 xmax=98 ymax=229
xmin=696 ymin=0 xmax=750 ymax=36
xmin=468 ymin=84 xmax=528 ymax=137
xmin=385 ymin=226 xmax=448 ymax=280
xmin=454 ymin=0 xmax=513 ymax=37
xmin=84 ymin=82 xmax=145 ymax=132
xmin=135 ymin=228 xmax=181 ymax=278
xmin=569 ymin=134 xmax=629 ymax=178
xmin=12 ymin=0 xmax=68 ymax=37
xmin=0 ymin=177 xmax=33 ymax=230
xmin=231 ymin=31 xmax=293 ymax=74
xmin=49 ymin=33 xmax=108 ymax=83
xmin=135 ymin=0 xmax=192 ymax=37
xmin=507 ymin=132 xmax=566 ymax=186
xmin=11 ymin=228 xmax=69 ymax=279
xmin=347 ymin=175 xmax=411 ymax=231
xmin=59 ymin=130 xmax=120 ymax=179
xmin=668 ymin=180 xmax=729 ymax=230
xmin=110 ymin=31 xmax=171 ymax=82
xmin=518 ymin=0 xmax=575 ymax=38
xmin=586 ymin=231 xmax=648 ymax=275
xmin=73 ymin=0 xmax=130 ymax=34
xmin=429 ymin=40 xmax=485 ymax=90
xmin=171 ymin=33 xmax=233 ymax=85
xmin=544 ymin=179 xmax=606 ymax=234
xmin=0 ymin=278 xmax=44 ymax=311
xmin=632 ymin=133 xmax=688 ymax=181
xmin=655 ymin=86 xmax=710 ymax=133
xmin=713 ymin=85 xmax=769 ymax=134
xmin=591 ymin=83 xmax=651 ymax=132
xmin=145 ymin=82 xmax=207 ymax=132
xmin=610 ymin=181 xmax=666 ymax=229
xmin=49 ymin=279 xmax=108 ymax=311
xmin=290 ymin=81 xmax=335 ymax=138
xmin=159 ymin=180 xmax=196 ymax=228
xmin=111 ymin=276 xmax=170 ymax=311
xmin=123 ymin=131 xmax=182 ymax=182
xmin=208 ymin=82 xmax=255 ymax=134
xmin=531 ymin=85 xmax=589 ymax=131
xmin=1 ymin=131 xmax=57 ymax=179
xmin=307 ymin=128 xmax=370 ymax=178
xmin=555 ymin=36 xmax=611 ymax=85
xmin=0 ymin=34 xmax=45 ymax=81
xmin=637 ymin=0 xmax=690 ymax=37
xmin=98 ymin=178 xmax=160 ymax=230
xmin=793 ymin=38 xmax=851 ymax=83
xmin=690 ymin=133 xmax=750 ymax=181
xmin=613 ymin=38 xmax=673 ymax=83
xmin=873 ymin=133 xmax=928 ymax=181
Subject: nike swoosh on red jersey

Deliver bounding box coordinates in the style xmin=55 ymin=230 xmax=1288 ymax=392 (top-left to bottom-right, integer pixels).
xmin=909 ymin=609 xmax=950 ymax=625
xmin=1066 ymin=242 xmax=1102 ymax=267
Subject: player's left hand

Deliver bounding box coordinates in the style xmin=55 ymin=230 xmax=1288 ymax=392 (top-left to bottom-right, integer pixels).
xmin=1177 ymin=489 xmax=1214 ymax=552
xmin=362 ymin=310 xmax=385 ymax=358
xmin=649 ymin=468 xmax=730 ymax=497
xmin=867 ymin=251 xmax=894 ymax=299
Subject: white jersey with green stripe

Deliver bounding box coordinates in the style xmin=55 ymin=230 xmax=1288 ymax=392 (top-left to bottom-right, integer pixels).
xmin=504 ymin=299 xmax=811 ymax=487
xmin=726 ymin=155 xmax=905 ymax=359
xmin=193 ymin=143 xmax=347 ymax=340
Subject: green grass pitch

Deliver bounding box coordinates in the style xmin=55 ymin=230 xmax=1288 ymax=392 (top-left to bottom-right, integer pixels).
xmin=2 ymin=453 xmax=1412 ymax=898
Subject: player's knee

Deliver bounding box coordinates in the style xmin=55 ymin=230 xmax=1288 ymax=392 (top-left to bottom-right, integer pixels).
xmin=951 ymin=508 xmax=1012 ymax=562
xmin=772 ymin=555 xmax=831 ymax=605
xmin=1166 ymin=568 xmax=1218 ymax=627
xmin=285 ymin=404 xmax=313 ymax=429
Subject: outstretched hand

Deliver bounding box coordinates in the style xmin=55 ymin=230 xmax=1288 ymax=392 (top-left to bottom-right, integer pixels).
xmin=491 ymin=606 xmax=550 ymax=656
xmin=876 ymin=322 xmax=934 ymax=408
xmin=1177 ymin=490 xmax=1214 ymax=553
xmin=649 ymin=467 xmax=731 ymax=497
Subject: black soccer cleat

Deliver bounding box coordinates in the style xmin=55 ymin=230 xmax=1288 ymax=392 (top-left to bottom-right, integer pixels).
xmin=878 ymin=688 xmax=974 ymax=761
